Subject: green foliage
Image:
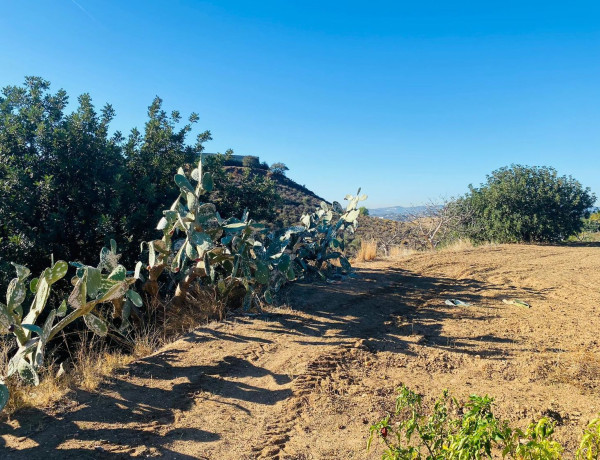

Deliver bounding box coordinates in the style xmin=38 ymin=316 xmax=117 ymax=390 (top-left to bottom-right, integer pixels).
xmin=121 ymin=96 xmax=210 ymax=258
xmin=0 ymin=77 xmax=127 ymax=286
xmin=0 ymin=78 xmax=281 ymax=287
xmin=359 ymin=206 xmax=370 ymax=216
xmin=0 ymin=76 xmax=366 ymax=414
xmin=577 ymin=416 xmax=600 ymax=460
xmin=582 ymin=212 xmax=600 ymax=234
xmin=368 ymin=386 xmax=568 ymax=460
xmin=204 ymin=152 xmax=281 ymax=222
xmin=270 ymin=162 xmax=289 ymax=176
xmin=0 ymin=240 xmax=141 ymax=411
xmin=289 ymin=194 xmax=365 ymax=279
xmin=242 ymin=155 xmax=260 ymax=168
xmin=460 ymin=165 xmax=596 ymax=243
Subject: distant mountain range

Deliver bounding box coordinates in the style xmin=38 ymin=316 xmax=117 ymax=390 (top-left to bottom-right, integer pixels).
xmin=368 ymin=206 xmax=431 ymax=221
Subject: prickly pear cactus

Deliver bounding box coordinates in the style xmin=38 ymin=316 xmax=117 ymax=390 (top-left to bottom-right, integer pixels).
xmin=282 ymin=189 xmax=367 ymax=282
xmin=143 ymin=155 xmax=276 ymax=310
xmin=141 ymin=152 xmax=366 ymax=311
xmin=0 ymin=240 xmax=142 ymax=412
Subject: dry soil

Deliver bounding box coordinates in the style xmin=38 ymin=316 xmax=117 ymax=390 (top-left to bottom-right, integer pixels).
xmin=1 ymin=244 xmax=599 ymax=459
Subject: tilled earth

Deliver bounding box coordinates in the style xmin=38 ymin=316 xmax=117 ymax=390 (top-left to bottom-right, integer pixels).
xmin=1 ymin=244 xmax=599 ymax=459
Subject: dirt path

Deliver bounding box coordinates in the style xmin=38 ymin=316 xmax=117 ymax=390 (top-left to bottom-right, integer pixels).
xmin=1 ymin=244 xmax=600 ymax=459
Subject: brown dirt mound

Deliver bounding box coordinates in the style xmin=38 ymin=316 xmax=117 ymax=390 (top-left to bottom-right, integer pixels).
xmin=1 ymin=244 xmax=599 ymax=458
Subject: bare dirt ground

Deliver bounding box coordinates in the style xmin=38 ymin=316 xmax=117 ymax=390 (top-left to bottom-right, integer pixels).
xmin=1 ymin=244 xmax=599 ymax=459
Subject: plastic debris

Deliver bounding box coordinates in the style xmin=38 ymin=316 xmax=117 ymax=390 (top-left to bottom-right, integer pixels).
xmin=502 ymin=298 xmax=530 ymax=308
xmin=444 ymin=299 xmax=472 ymax=307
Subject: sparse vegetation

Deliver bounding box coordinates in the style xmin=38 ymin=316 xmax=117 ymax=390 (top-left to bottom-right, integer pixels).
xmin=269 ymin=162 xmax=289 ymax=176
xmin=369 ymin=385 xmax=599 ymax=460
xmin=355 ymin=239 xmax=378 ymax=262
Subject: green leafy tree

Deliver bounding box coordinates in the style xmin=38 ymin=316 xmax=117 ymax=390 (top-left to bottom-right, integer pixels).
xmin=0 ymin=77 xmax=126 ymax=285
xmin=269 ymin=162 xmax=289 ymax=176
xmin=121 ymin=96 xmax=212 ymax=258
xmin=242 ymin=155 xmax=260 ymax=168
xmin=0 ymin=77 xmax=285 ymax=287
xmin=460 ymin=165 xmax=595 ymax=243
xmin=582 ymin=211 xmax=600 ymax=234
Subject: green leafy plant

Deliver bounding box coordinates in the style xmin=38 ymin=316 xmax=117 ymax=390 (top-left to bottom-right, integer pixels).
xmin=143 ymin=154 xmax=272 ymax=310
xmin=368 ymin=386 xmax=564 ymax=460
xmin=290 ymin=192 xmax=366 ymax=280
xmin=577 ymin=416 xmax=600 ymax=460
xmin=457 ymin=165 xmax=596 ymax=243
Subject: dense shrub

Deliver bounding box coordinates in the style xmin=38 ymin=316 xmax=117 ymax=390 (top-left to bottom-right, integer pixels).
xmin=204 ymin=153 xmax=281 ymax=222
xmin=120 ymin=96 xmax=210 ymax=261
xmin=242 ymin=155 xmax=260 ymax=168
xmin=269 ymin=162 xmax=289 ymax=176
xmin=459 ymin=165 xmax=595 ymax=243
xmin=0 ymin=77 xmax=281 ymax=286
xmin=0 ymin=77 xmax=127 ymax=285
xmin=582 ymin=211 xmax=600 ymax=234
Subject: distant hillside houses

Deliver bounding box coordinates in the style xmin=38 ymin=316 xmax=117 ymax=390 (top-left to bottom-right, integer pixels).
xmin=203 ymin=152 xmax=259 ymax=166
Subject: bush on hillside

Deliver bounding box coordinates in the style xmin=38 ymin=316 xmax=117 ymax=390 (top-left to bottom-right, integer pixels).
xmin=269 ymin=162 xmax=289 ymax=176
xmin=204 ymin=153 xmax=281 ymax=222
xmin=459 ymin=165 xmax=596 ymax=243
xmin=242 ymin=155 xmax=260 ymax=168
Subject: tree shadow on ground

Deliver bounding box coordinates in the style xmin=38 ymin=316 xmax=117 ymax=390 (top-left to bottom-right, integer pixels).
xmin=0 ymin=265 xmax=549 ymax=457
xmin=554 ymin=241 xmax=600 ymax=248
xmin=0 ymin=345 xmax=292 ymax=459
xmin=261 ymin=265 xmax=548 ymax=359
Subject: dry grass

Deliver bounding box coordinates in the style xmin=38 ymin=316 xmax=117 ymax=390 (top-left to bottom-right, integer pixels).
xmin=0 ymin=340 xmax=70 ymax=414
xmin=0 ymin=322 xmax=168 ymax=416
xmin=354 ymin=239 xmax=378 ymax=262
xmin=74 ymin=345 xmax=136 ymax=393
xmin=0 ymin=286 xmax=242 ymax=417
xmin=439 ymin=238 xmax=475 ymax=252
xmin=388 ymin=245 xmax=416 ymax=259
xmin=161 ymin=284 xmax=230 ymax=337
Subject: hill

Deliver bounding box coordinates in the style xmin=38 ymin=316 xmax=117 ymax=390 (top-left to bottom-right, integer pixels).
xmin=369 ymin=205 xmax=436 ymax=221
xmin=222 ymin=166 xmax=326 ymax=227
xmin=222 ymin=167 xmax=401 ymax=249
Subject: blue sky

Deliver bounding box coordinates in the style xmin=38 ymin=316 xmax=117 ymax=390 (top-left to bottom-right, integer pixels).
xmin=1 ymin=1 xmax=598 ymax=207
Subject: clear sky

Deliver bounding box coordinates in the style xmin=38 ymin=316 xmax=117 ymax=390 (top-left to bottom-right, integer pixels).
xmin=1 ymin=1 xmax=598 ymax=208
